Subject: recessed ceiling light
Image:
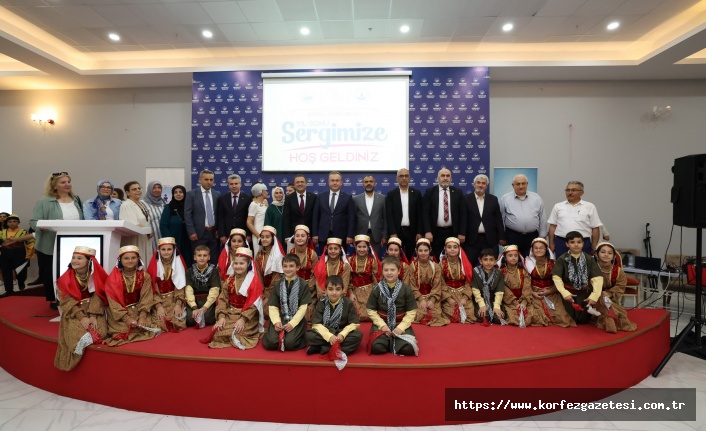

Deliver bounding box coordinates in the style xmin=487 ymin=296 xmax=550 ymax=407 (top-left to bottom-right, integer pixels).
xmin=502 ymin=23 xmax=514 ymax=32
xmin=400 ymin=25 xmax=410 ymax=33
xmin=300 ymin=27 xmax=310 ymax=35
xmin=108 ymin=33 xmax=120 ymax=42
xmin=202 ymin=30 xmax=213 ymax=38
xmin=607 ymin=21 xmax=620 ymax=30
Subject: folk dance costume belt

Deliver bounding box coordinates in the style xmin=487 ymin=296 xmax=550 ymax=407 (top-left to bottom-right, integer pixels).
xmin=445 ymin=279 xmax=465 ymax=288
xmin=194 ymin=293 xmax=209 ymax=300
xmin=352 ymin=274 xmax=374 ymax=287
xmin=418 ymin=283 xmax=432 ymax=295
xmin=377 ymin=311 xmax=407 ymax=323
xmin=79 ymin=298 xmax=91 ymax=306
xmin=350 ymin=283 xmax=373 ymax=293
xmin=159 ymin=291 xmax=174 ymax=299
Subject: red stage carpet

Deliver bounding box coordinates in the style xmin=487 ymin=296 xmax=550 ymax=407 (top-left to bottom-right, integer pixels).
xmin=0 ymin=296 xmax=670 ymax=426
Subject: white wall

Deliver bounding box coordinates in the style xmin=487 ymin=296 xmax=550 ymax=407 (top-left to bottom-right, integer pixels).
xmin=490 ymin=80 xmax=706 ymax=259
xmin=1 ymin=80 xmax=704 ymax=259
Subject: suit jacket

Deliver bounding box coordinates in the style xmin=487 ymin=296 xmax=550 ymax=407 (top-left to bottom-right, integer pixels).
xmin=385 ymin=187 xmax=423 ymax=238
xmin=422 ymin=185 xmax=467 ymax=237
xmin=184 ymin=187 xmax=221 ymax=239
xmin=216 ymin=192 xmax=253 ymax=239
xmin=465 ymin=192 xmax=506 ymax=245
xmin=282 ymin=191 xmax=317 ymax=239
xmin=353 ymin=192 xmax=387 ymax=242
xmin=312 ymin=190 xmax=355 ymax=242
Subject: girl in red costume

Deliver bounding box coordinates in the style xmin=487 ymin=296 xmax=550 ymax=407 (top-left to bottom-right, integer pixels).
xmin=499 ymin=245 xmax=547 ymax=327
xmin=348 ymin=234 xmax=381 ymax=322
xmin=54 ymin=246 xmax=108 ymax=371
xmin=313 ymin=237 xmax=351 ymax=301
xmin=525 ymin=238 xmax=575 ymax=327
xmin=406 ymin=238 xmax=448 ymax=326
xmin=146 ymin=237 xmax=188 ymax=332
xmin=439 ymin=237 xmax=476 ymax=324
xmin=254 ymin=226 xmax=284 ymax=319
xmin=217 ymin=228 xmax=248 ymax=281
xmin=288 ymin=225 xmax=319 ymax=322
xmin=385 ymin=237 xmax=408 ymax=281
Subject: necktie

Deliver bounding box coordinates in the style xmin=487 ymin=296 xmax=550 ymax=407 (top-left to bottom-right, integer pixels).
xmin=299 ymin=194 xmax=305 ymax=214
xmin=329 ymin=192 xmax=336 ymax=213
xmin=232 ymin=194 xmax=238 ymax=209
xmin=443 ymin=188 xmax=449 ymax=223
xmin=205 ymin=190 xmax=215 ymax=226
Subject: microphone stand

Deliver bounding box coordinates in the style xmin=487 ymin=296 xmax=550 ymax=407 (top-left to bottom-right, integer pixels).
xmin=643 ymin=223 xmax=658 ymax=295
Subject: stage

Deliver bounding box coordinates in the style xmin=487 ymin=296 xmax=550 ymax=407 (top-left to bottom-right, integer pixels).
xmin=0 ymin=296 xmax=670 ymax=426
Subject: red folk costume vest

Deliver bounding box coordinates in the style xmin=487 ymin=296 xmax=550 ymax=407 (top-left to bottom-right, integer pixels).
xmin=412 ymin=261 xmax=433 ymax=295
xmin=105 ymin=269 xmax=146 ymax=308
xmin=227 ymin=277 xmax=247 ymax=309
xmin=501 ymin=266 xmax=525 ymax=299
xmin=530 ymin=259 xmax=555 ymax=289
xmin=350 ymin=255 xmax=374 ymax=287
xmin=441 ymin=258 xmax=465 ymax=288
xmin=290 ymin=248 xmax=315 ymax=280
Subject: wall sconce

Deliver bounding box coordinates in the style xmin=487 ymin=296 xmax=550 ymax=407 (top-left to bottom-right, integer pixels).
xmin=31 ymin=111 xmax=56 ymax=126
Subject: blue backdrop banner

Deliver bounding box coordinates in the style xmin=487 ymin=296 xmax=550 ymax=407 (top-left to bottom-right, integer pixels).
xmin=192 ymin=67 xmax=489 ymax=196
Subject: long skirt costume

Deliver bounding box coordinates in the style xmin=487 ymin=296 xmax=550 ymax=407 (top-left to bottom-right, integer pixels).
xmin=105 ymin=270 xmax=160 ymax=346
xmin=526 ymin=257 xmax=576 ymax=327
xmin=146 ymin=252 xmax=188 ymax=332
xmin=209 ymin=272 xmax=263 ymax=349
xmin=440 ymin=257 xmax=476 ymax=324
xmin=349 ymin=254 xmax=379 ymax=322
xmin=500 ymin=266 xmax=548 ymax=326
xmin=405 ymin=260 xmax=448 ymax=326
xmin=54 ymin=264 xmax=108 ymax=371
xmin=595 ymin=261 xmax=638 ymax=333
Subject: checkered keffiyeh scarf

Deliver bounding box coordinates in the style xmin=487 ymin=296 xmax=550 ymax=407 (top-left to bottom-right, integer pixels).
xmin=474 ymin=266 xmax=499 ymax=321
xmin=377 ymin=279 xmax=403 ymax=330
xmin=322 ymin=296 xmax=344 ymax=333
xmin=566 ymin=253 xmax=589 ymax=289
xmin=279 ymin=277 xmax=300 ymax=323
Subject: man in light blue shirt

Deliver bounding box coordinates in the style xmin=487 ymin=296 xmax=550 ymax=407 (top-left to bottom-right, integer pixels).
xmin=499 ymin=174 xmax=547 ymax=257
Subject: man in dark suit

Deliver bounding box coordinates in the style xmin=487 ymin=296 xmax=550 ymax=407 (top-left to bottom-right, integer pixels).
xmin=216 ymin=174 xmax=252 ymax=246
xmin=353 ymin=175 xmax=387 ymax=257
xmin=312 ymin=171 xmax=355 ymax=251
xmin=422 ymin=168 xmax=467 ymax=257
xmin=184 ymin=169 xmax=221 ymax=264
xmin=282 ymin=174 xmax=317 ymax=240
xmin=385 ymin=168 xmax=423 ymax=259
xmin=465 ymin=174 xmax=506 ymax=265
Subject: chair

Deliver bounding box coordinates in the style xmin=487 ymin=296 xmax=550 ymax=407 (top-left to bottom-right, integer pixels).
xmin=616 ymin=248 xmax=641 ymax=307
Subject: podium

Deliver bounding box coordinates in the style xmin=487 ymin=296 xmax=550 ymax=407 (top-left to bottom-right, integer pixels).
xmin=36 ymin=220 xmax=150 ymax=281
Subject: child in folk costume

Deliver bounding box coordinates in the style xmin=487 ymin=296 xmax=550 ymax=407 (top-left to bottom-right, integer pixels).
xmin=471 ymin=248 xmax=506 ymax=325
xmin=348 ymin=234 xmax=381 ymax=322
xmin=439 ymin=237 xmax=476 ymax=324
xmin=313 ymin=237 xmax=351 ymax=301
xmin=551 ymin=231 xmax=604 ymax=325
xmin=385 ymin=237 xmax=409 ymax=281
xmin=217 ymin=228 xmax=249 ymax=281
xmin=525 ymin=238 xmax=576 ymax=327
xmin=105 ymin=246 xmax=161 ymax=346
xmin=54 ymin=246 xmax=108 ymax=371
xmin=262 ymin=254 xmax=312 ymax=351
xmin=185 ymin=245 xmax=221 ymax=327
xmin=288 ymin=225 xmax=319 ymax=322
xmin=306 ymin=275 xmax=362 ymax=356
xmin=255 ymin=226 xmax=284 ymax=319
xmin=366 ymin=256 xmax=419 ymax=356
xmin=208 ymin=247 xmax=264 ymax=349
xmin=406 ymin=238 xmax=448 ymax=326
xmin=0 ymin=214 xmax=35 ymax=293
xmin=146 ymin=237 xmax=188 ymax=332
xmin=593 ymin=242 xmax=637 ymax=333
xmin=498 ymin=245 xmax=547 ymax=327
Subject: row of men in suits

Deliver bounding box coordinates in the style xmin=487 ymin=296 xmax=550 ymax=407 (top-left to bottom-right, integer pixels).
xmin=183 ymin=168 xmax=505 ymax=266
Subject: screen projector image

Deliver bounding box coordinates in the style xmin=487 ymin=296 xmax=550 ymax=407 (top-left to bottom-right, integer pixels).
xmin=262 ymin=72 xmax=410 ymax=172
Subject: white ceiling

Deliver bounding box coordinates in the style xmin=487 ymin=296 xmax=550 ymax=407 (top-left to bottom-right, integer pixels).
xmin=1 ymin=0 xmax=706 ymax=90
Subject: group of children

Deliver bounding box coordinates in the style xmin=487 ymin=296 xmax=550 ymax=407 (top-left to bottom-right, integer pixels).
xmin=54 ymin=225 xmax=636 ymax=371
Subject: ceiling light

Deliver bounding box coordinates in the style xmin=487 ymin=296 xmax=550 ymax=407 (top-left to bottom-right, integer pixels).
xmin=607 ymin=21 xmax=620 ymax=30
xmin=108 ymin=33 xmax=120 ymax=41
xmin=300 ymin=27 xmax=310 ymax=35
xmin=202 ymin=30 xmax=213 ymax=38
xmin=502 ymin=23 xmax=514 ymax=32
xmin=400 ymin=25 xmax=410 ymax=33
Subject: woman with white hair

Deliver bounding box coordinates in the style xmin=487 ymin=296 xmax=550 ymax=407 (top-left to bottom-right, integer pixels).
xmin=247 ymin=183 xmax=269 ymax=256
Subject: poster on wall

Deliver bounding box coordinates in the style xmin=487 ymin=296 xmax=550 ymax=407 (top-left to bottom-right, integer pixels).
xmin=146 ymin=167 xmax=185 ymax=204
xmin=492 ymin=167 xmax=538 ymax=197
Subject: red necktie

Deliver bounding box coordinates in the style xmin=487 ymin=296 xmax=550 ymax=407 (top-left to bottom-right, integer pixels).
xmin=443 ymin=188 xmax=449 ymax=223
xmin=299 ymin=194 xmax=305 ymax=214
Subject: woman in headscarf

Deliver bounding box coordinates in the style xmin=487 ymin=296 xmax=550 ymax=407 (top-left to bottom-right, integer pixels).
xmin=54 ymin=246 xmax=108 ymax=371
xmin=119 ymin=181 xmax=154 ymax=259
xmin=159 ymin=185 xmax=192 ymax=266
xmin=246 ymin=183 xmax=268 ymax=256
xmin=264 ymin=186 xmax=285 ymax=245
xmin=83 ymin=180 xmax=122 ymax=220
xmin=141 ymin=180 xmax=165 ymax=252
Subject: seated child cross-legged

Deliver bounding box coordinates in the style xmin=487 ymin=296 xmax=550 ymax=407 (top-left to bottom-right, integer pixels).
xmin=551 ymin=231 xmax=603 ymax=325
xmin=526 ymin=238 xmax=576 ymax=327
xmin=366 ymin=256 xmax=419 ymax=356
xmin=498 ymin=245 xmax=548 ymax=327
xmin=406 ymin=238 xmax=448 ymax=326
xmin=262 ymin=254 xmax=312 ymax=351
xmin=146 ymin=237 xmax=188 ymax=332
xmin=593 ymin=242 xmax=637 ymax=334
xmin=184 ymin=245 xmax=221 ymax=328
xmin=440 ymin=237 xmax=476 ymax=324
xmin=305 ymin=275 xmax=362 ymax=355
xmin=208 ymin=247 xmax=263 ymax=349
xmin=471 ymin=248 xmax=506 ymax=325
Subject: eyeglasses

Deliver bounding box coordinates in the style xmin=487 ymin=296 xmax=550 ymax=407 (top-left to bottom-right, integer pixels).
xmin=52 ymin=171 xmax=69 ymax=178
xmin=99 ymin=185 xmax=112 ymax=189
xmin=565 ymin=188 xmax=583 ymax=193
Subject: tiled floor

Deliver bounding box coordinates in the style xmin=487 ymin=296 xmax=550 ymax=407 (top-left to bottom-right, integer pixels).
xmin=0 ymin=313 xmax=704 ymax=431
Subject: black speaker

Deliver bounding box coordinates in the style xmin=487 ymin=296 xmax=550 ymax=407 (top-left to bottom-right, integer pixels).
xmin=671 ymin=154 xmax=706 ymax=228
